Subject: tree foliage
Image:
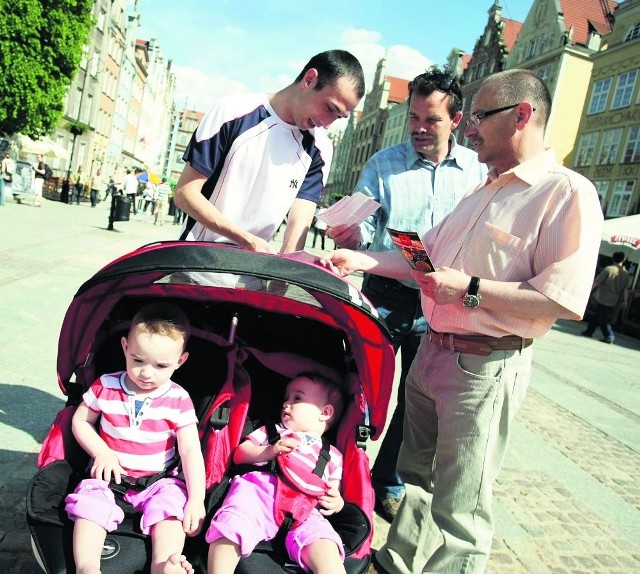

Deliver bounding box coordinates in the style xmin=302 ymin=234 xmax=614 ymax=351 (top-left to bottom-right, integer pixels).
xmin=0 ymin=0 xmax=94 ymax=138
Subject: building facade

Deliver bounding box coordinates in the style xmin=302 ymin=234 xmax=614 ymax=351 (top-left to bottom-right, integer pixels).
xmin=455 ymin=1 xmax=522 ymax=144
xmin=342 ymin=56 xmax=410 ymax=193
xmin=50 ymin=0 xmax=175 ymax=191
xmin=165 ymin=108 xmax=204 ymax=184
xmin=504 ymin=0 xmax=616 ymax=164
xmin=570 ymin=0 xmax=640 ymax=217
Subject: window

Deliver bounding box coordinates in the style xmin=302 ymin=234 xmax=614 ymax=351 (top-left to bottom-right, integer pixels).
xmin=592 ymin=180 xmax=609 ymax=208
xmin=538 ymin=66 xmax=550 ymax=83
xmin=611 ymin=70 xmax=637 ymax=109
xmin=82 ymin=93 xmax=93 ymax=125
xmin=597 ymin=128 xmax=622 ymax=164
xmin=97 ymin=9 xmax=106 ymax=31
xmin=527 ymin=38 xmax=539 ymax=58
xmin=624 ymin=22 xmax=640 ymax=42
xmin=587 ymin=78 xmax=611 ymax=114
xmin=623 ymin=125 xmax=640 ymax=163
xmin=72 ymin=88 xmax=81 ymax=119
xmin=575 ymin=133 xmax=598 ymax=166
xmin=607 ymin=180 xmax=634 ymax=217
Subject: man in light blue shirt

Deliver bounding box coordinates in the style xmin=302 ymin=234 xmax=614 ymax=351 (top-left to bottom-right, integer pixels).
xmin=330 ymin=67 xmax=487 ymax=523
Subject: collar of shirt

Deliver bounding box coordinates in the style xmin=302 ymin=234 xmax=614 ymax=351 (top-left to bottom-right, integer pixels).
xmin=403 ymin=134 xmax=461 ymax=172
xmin=119 ymin=372 xmax=173 ymax=399
xmin=486 ymin=148 xmax=557 ymax=187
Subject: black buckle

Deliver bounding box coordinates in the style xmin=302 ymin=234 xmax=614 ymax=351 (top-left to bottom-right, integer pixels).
xmin=210 ymin=401 xmax=230 ymax=429
xmin=355 ymin=424 xmax=373 ymax=450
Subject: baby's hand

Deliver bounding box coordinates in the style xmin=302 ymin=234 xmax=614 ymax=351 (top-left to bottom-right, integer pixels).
xmin=90 ymin=450 xmax=125 ymax=484
xmin=271 ymin=437 xmax=300 ymax=457
xmin=182 ymin=498 xmax=206 ymax=536
xmin=318 ymin=480 xmax=344 ymax=516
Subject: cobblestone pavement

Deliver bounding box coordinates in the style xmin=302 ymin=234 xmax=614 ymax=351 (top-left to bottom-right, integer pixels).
xmin=1 ymin=196 xmax=639 ymax=573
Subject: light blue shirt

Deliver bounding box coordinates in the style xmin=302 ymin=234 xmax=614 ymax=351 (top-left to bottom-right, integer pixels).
xmin=354 ymin=136 xmax=488 ymax=287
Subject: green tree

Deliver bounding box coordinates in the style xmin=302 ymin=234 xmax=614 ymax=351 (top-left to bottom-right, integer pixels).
xmin=0 ymin=0 xmax=94 ymax=138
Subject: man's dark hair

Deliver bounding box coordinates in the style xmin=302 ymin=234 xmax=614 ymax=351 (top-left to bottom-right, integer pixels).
xmin=408 ymin=65 xmax=463 ymax=118
xmin=295 ymin=50 xmax=365 ymax=99
xmin=612 ymin=251 xmax=627 ymax=264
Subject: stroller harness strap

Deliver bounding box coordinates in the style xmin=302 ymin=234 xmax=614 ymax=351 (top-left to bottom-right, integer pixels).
xmin=266 ymin=423 xmax=331 ymax=530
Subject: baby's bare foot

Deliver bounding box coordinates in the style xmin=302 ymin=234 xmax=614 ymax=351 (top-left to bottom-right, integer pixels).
xmin=163 ymin=553 xmax=194 ymax=574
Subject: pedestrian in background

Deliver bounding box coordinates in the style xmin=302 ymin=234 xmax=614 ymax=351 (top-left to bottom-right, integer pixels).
xmin=326 ymin=69 xmax=603 ymax=574
xmin=154 ymin=178 xmax=171 ymax=226
xmin=140 ymin=182 xmax=157 ymax=214
xmin=174 ymin=49 xmax=365 ymax=255
xmin=71 ymin=166 xmax=86 ymax=205
xmin=581 ymin=251 xmax=631 ymax=344
xmin=32 ymin=154 xmax=46 ymax=207
xmin=105 ymin=177 xmax=116 ymax=202
xmin=329 ymin=66 xmax=487 ymax=523
xmin=311 ymin=206 xmax=329 ymax=249
xmin=124 ymin=169 xmax=140 ymax=215
xmin=90 ymin=168 xmax=107 ymax=208
xmin=1 ymin=151 xmax=15 ymax=206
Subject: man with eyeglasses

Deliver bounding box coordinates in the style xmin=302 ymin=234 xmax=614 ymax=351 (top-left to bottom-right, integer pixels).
xmin=329 ymin=65 xmax=487 ymax=524
xmin=324 ymin=69 xmax=603 ymax=574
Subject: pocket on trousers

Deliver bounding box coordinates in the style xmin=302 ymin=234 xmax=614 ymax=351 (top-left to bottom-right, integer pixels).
xmin=456 ymin=352 xmax=503 ymax=380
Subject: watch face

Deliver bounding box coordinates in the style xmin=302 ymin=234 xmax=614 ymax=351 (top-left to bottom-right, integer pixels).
xmin=463 ymin=294 xmax=481 ymax=308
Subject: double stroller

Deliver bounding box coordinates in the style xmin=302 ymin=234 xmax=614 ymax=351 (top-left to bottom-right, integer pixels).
xmin=26 ymin=241 xmax=395 ymax=573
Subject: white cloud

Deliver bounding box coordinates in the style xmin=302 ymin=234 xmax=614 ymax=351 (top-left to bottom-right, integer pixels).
xmin=386 ymin=45 xmax=433 ymax=80
xmin=340 ymin=27 xmax=386 ymax=90
xmin=173 ymin=27 xmax=433 ymax=117
xmin=173 ymin=65 xmax=247 ymax=112
xmin=339 ymin=28 xmax=433 ymax=96
xmin=221 ymin=26 xmax=246 ymax=36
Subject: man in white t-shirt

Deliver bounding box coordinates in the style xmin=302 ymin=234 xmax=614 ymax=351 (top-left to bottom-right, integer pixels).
xmin=174 ymin=50 xmax=365 ymax=255
xmin=123 ymin=170 xmax=140 ymax=215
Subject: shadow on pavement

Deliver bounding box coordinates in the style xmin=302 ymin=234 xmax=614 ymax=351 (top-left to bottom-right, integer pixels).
xmin=0 ymin=384 xmax=65 ymax=444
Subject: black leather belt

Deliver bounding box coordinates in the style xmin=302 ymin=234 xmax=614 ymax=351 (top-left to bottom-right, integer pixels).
xmin=427 ymin=329 xmax=533 ymax=356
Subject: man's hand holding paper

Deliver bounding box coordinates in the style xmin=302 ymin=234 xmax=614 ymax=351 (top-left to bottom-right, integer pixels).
xmin=321 ymin=194 xmax=380 ymax=249
xmin=316 ymin=194 xmax=380 ymax=228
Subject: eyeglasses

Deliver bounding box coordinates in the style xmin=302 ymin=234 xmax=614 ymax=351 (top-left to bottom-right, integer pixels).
xmin=465 ymin=103 xmax=526 ymax=129
xmin=429 ymin=74 xmax=462 ymax=99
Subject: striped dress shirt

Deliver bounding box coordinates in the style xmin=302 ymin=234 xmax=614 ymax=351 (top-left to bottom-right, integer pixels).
xmin=422 ymin=149 xmax=604 ymax=338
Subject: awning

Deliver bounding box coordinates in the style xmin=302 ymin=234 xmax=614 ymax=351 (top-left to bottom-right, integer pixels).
xmin=18 ymin=134 xmax=69 ymax=160
xmin=600 ymin=214 xmax=640 ymax=289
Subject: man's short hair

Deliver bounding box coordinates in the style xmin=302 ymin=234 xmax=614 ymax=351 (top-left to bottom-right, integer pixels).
xmin=612 ymin=251 xmax=627 ymax=264
xmin=295 ymin=50 xmax=365 ymax=99
xmin=481 ymin=69 xmax=552 ymax=128
xmin=408 ymin=65 xmax=463 ymax=118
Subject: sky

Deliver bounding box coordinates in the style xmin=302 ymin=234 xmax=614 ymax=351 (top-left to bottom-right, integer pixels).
xmin=137 ymin=0 xmax=534 ymax=120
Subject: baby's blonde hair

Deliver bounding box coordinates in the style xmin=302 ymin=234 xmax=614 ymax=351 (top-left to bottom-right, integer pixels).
xmin=130 ymin=302 xmax=190 ymax=350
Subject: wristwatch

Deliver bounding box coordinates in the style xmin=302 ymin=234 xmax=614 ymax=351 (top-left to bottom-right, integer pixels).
xmin=462 ymin=276 xmax=481 ymax=308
